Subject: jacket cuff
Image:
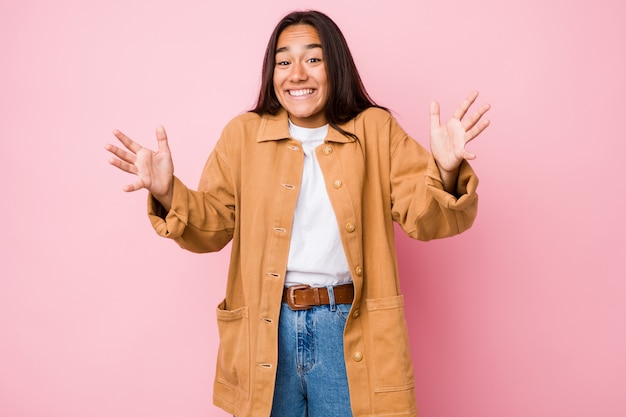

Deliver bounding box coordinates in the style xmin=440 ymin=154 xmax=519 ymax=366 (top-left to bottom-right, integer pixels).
xmin=147 ymin=176 xmax=189 ymax=238
xmin=424 ymin=158 xmax=478 ymax=210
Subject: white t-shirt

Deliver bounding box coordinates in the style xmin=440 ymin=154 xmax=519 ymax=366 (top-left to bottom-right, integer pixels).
xmin=284 ymin=121 xmax=352 ymax=287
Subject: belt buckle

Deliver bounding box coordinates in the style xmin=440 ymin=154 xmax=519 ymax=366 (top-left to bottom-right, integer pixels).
xmin=287 ymin=284 xmax=311 ymax=311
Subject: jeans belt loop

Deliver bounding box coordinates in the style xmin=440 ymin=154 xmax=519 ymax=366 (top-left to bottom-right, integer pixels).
xmin=327 ymin=285 xmax=336 ymax=311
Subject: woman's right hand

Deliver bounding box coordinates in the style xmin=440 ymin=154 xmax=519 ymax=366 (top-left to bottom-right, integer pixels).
xmin=106 ymin=126 xmax=174 ymax=210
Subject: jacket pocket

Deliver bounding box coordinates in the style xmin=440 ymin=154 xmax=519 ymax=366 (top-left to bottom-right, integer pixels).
xmin=365 ymin=294 xmax=415 ymax=392
xmin=215 ymin=300 xmax=250 ymax=398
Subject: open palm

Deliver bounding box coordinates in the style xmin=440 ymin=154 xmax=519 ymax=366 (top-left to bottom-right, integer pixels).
xmin=105 ymin=126 xmax=174 ymax=205
xmin=430 ymin=91 xmax=490 ymax=173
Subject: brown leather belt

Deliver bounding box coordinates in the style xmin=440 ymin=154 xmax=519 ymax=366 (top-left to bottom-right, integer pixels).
xmin=282 ymin=283 xmax=354 ymax=310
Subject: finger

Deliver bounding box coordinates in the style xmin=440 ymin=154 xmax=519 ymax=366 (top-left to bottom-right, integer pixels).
xmin=453 ymin=91 xmax=479 ymax=120
xmin=155 ymin=125 xmax=171 ymax=154
xmin=122 ymin=179 xmax=146 ymax=193
xmin=112 ymin=129 xmax=142 ymax=154
xmin=462 ymin=149 xmax=477 ymax=161
xmin=430 ymin=101 xmax=441 ymax=130
xmin=465 ymin=119 xmax=491 ymax=143
xmin=105 ymin=143 xmax=137 ymax=165
xmin=107 ymin=154 xmax=138 ymax=175
xmin=462 ymin=103 xmax=491 ymax=131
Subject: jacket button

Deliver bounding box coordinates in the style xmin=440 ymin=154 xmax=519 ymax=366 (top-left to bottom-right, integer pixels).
xmin=355 ymin=266 xmax=363 ymax=276
xmin=345 ymin=222 xmax=356 ymax=233
xmin=352 ymin=309 xmax=360 ymax=319
xmin=353 ymin=351 xmax=363 ymax=362
xmin=333 ymin=179 xmax=342 ymax=189
xmin=323 ymin=145 xmax=333 ymax=155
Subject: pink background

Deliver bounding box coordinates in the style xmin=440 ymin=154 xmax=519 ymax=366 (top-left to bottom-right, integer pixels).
xmin=1 ymin=0 xmax=625 ymax=416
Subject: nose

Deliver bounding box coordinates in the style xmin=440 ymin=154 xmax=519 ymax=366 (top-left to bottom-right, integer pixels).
xmin=288 ymin=62 xmax=307 ymax=82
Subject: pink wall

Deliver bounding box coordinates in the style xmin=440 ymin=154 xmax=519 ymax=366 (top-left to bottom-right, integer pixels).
xmin=1 ymin=0 xmax=624 ymax=416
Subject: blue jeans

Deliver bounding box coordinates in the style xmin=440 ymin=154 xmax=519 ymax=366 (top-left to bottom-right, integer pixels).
xmin=270 ymin=289 xmax=353 ymax=417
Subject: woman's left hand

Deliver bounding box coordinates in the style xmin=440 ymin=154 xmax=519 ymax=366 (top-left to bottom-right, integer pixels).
xmin=430 ymin=91 xmax=491 ymax=174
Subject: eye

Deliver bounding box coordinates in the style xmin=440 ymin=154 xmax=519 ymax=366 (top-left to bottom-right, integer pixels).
xmin=307 ymin=57 xmax=322 ymax=63
xmin=276 ymin=60 xmax=290 ymax=66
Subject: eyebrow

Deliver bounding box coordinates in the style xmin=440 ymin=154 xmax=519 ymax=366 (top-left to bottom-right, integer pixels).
xmin=275 ymin=43 xmax=322 ymax=54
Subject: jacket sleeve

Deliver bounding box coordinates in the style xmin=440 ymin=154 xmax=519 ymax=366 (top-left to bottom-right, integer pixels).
xmin=389 ymin=123 xmax=478 ymax=241
xmin=147 ymin=145 xmax=236 ymax=253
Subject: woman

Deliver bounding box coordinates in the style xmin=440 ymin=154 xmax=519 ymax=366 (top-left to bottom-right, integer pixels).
xmin=106 ymin=10 xmax=490 ymax=417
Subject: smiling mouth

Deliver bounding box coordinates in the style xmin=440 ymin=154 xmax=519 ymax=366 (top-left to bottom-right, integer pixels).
xmin=288 ymin=89 xmax=314 ymax=97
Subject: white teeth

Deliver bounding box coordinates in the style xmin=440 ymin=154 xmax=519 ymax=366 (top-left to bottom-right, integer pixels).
xmin=289 ymin=89 xmax=313 ymax=97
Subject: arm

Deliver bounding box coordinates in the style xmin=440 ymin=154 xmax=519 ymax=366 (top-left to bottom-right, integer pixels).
xmin=388 ymin=92 xmax=488 ymax=240
xmin=147 ymin=172 xmax=235 ymax=253
xmin=106 ymin=126 xmax=235 ymax=253
xmin=390 ymin=133 xmax=479 ymax=241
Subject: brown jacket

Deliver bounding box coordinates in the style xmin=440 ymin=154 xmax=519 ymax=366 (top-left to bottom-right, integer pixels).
xmin=148 ymin=108 xmax=478 ymax=416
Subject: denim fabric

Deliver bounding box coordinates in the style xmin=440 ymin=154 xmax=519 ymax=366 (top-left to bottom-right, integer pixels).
xmin=270 ymin=287 xmax=353 ymax=417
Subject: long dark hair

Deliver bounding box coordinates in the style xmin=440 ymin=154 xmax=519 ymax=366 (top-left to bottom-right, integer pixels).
xmin=251 ymin=10 xmax=383 ymax=136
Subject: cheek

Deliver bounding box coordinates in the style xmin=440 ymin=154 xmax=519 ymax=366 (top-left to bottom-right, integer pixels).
xmin=272 ymin=75 xmax=281 ymax=98
xmin=318 ymin=71 xmax=329 ymax=94
xmin=272 ymin=73 xmax=281 ymax=93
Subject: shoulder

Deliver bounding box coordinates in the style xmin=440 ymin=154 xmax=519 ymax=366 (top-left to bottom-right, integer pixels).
xmin=216 ymin=111 xmax=287 ymax=158
xmin=352 ymin=107 xmax=406 ymax=136
xmin=213 ymin=112 xmax=262 ymax=158
xmin=350 ymin=107 xmax=407 ymax=141
xmin=217 ymin=112 xmax=267 ymax=146
xmin=222 ymin=111 xmax=264 ymax=132
xmin=354 ymin=107 xmax=394 ymax=125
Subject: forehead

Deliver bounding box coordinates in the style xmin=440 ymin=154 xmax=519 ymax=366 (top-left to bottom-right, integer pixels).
xmin=276 ymin=24 xmax=322 ymax=52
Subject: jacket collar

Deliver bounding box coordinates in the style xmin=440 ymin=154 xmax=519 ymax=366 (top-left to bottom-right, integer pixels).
xmin=256 ymin=109 xmax=356 ymax=144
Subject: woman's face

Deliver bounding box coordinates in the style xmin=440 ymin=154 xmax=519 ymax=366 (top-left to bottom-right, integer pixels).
xmin=273 ymin=24 xmax=329 ymax=128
